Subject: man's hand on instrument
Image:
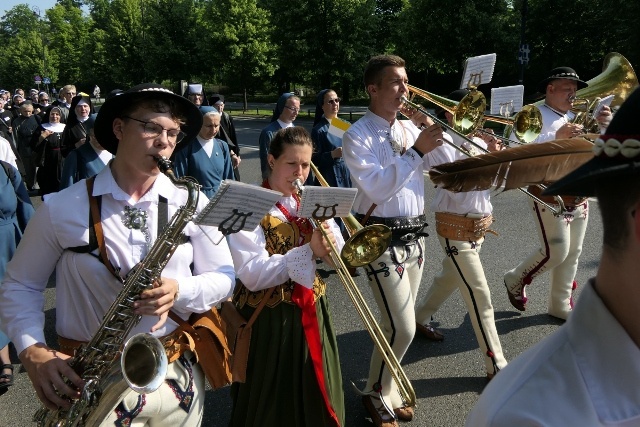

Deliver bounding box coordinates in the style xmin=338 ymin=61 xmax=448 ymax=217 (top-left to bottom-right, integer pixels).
xmin=414 ymin=123 xmax=444 ymax=154
xmin=331 ymin=147 xmax=343 ymax=159
xmin=556 ymin=122 xmax=584 ymax=139
xmin=478 ymin=128 xmax=503 ymax=152
xmin=137 ymin=277 xmax=179 ymax=331
xmin=20 ymin=343 xmax=83 ymax=410
xmin=401 ymin=104 xmax=433 ymax=130
xmin=596 ymin=104 xmax=613 ymax=129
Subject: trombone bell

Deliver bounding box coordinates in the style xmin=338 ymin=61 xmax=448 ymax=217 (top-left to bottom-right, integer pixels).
xmin=341 ymin=222 xmax=392 ymax=268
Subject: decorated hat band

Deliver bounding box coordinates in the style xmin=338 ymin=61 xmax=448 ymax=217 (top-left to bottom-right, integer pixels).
xmin=593 ymin=135 xmax=640 ymax=160
xmin=549 ymin=72 xmax=580 ymax=80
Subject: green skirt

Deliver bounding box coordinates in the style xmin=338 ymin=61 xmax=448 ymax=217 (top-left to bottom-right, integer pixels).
xmin=229 ymin=295 xmax=345 ymax=427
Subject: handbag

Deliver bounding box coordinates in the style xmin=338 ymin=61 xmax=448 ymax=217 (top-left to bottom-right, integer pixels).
xmin=168 ymin=308 xmax=232 ymax=390
xmin=220 ymin=287 xmax=276 ymax=383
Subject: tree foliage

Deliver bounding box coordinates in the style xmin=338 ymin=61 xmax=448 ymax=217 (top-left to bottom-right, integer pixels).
xmin=0 ymin=0 xmax=637 ymax=101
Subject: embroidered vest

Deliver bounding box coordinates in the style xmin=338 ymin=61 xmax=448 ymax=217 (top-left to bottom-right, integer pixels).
xmin=234 ymin=214 xmax=326 ymax=309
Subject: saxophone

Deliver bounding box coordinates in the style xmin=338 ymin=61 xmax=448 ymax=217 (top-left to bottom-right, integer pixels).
xmin=34 ymin=156 xmax=201 ymax=427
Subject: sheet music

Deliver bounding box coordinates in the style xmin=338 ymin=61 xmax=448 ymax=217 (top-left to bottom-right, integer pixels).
xmin=298 ymin=186 xmax=357 ymax=220
xmin=490 ymin=85 xmax=524 ymax=115
xmin=194 ymin=180 xmax=282 ymax=232
xmin=592 ymin=94 xmax=614 ymax=117
xmin=460 ymin=53 xmax=497 ymax=89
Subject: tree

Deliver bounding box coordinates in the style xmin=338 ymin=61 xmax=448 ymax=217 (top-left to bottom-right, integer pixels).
xmin=200 ymin=0 xmax=276 ymax=110
xmin=397 ymin=0 xmax=519 ymax=94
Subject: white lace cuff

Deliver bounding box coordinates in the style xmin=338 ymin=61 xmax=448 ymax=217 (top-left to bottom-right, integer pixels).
xmin=284 ymin=244 xmax=316 ymax=289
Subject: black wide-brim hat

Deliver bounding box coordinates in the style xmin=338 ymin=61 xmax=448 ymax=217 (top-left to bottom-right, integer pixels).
xmin=544 ymin=87 xmax=640 ymax=197
xmin=94 ymin=83 xmax=202 ymax=155
xmin=537 ymin=66 xmax=589 ymax=94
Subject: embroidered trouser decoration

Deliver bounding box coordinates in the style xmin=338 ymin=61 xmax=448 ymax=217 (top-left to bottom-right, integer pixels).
xmin=504 ymin=199 xmax=588 ymax=315
xmin=415 ymin=236 xmax=507 ymax=374
xmin=166 ymin=356 xmax=195 ymax=413
xmin=363 ymin=238 xmax=424 ymax=410
xmin=114 ymin=395 xmax=146 ymax=427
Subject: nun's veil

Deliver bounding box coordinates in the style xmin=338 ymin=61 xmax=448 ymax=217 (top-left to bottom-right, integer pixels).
xmin=313 ymin=89 xmax=329 ymax=127
xmin=271 ymin=92 xmax=295 ymax=122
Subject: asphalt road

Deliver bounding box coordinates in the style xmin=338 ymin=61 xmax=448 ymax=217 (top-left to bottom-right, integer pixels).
xmin=0 ymin=116 xmax=603 ymax=426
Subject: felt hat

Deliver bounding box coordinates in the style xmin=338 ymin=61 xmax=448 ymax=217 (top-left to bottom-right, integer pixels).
xmin=94 ymin=83 xmax=202 ymax=155
xmin=544 ymin=87 xmax=640 ymax=197
xmin=537 ymin=66 xmax=588 ymax=94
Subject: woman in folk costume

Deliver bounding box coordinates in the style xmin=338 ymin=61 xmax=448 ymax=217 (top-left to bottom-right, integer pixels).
xmin=311 ymin=89 xmax=351 ymax=189
xmin=32 ymin=106 xmax=65 ymax=197
xmin=258 ymin=92 xmax=300 ymax=179
xmin=172 ymin=107 xmax=235 ymax=198
xmin=61 ymin=93 xmax=95 ymax=157
xmin=227 ymin=126 xmax=345 ymax=427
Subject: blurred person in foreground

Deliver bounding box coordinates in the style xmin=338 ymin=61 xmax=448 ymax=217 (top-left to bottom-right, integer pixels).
xmin=466 ymin=87 xmax=640 ymax=427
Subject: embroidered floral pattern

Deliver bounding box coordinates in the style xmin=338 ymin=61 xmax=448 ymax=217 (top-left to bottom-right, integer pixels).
xmin=114 ymin=394 xmax=146 ymax=427
xmin=166 ymin=356 xmax=195 ymax=413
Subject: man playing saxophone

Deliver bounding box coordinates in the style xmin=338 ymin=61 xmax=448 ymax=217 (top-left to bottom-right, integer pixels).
xmin=0 ymin=83 xmax=235 ymax=426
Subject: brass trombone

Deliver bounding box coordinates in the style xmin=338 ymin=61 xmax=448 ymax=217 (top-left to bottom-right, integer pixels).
xmin=407 ymin=84 xmax=542 ymax=145
xmin=309 ymin=163 xmax=392 ymax=268
xmin=293 ymin=170 xmax=416 ymax=407
xmin=399 ymin=95 xmax=568 ymax=215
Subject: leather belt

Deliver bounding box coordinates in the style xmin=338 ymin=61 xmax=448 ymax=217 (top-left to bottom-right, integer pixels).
xmin=528 ymin=185 xmax=588 ymax=207
xmin=356 ymin=213 xmax=427 ymax=230
xmin=355 ymin=213 xmax=428 ymax=244
xmin=435 ymin=212 xmax=495 ymax=241
xmin=58 ymin=330 xmax=188 ymax=362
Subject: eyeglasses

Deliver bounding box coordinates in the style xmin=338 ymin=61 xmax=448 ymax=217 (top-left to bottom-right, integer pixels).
xmin=123 ymin=116 xmax=186 ymax=144
xmin=283 ymin=105 xmax=300 ymax=113
xmin=327 ymin=98 xmax=341 ymax=105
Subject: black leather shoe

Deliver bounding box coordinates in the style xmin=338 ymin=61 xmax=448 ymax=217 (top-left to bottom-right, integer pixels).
xmin=415 ymin=322 xmax=444 ymax=341
xmin=362 ymin=395 xmax=398 ymax=427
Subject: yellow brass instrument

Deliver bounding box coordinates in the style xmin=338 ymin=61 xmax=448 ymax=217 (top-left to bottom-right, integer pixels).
xmin=537 ymin=52 xmax=638 ymax=132
xmin=482 ymin=104 xmax=543 ymax=144
xmin=400 ymin=95 xmax=568 ymax=214
xmin=309 ymin=162 xmax=392 ymax=268
xmin=407 ymin=84 xmax=542 ymax=144
xmin=292 ymin=173 xmax=416 ymax=407
xmin=407 ymin=84 xmax=485 ymax=136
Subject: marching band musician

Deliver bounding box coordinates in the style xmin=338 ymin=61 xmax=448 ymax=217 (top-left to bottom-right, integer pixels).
xmin=343 ymin=54 xmax=444 ymax=427
xmin=226 ymin=126 xmax=346 ymax=426
xmin=414 ymin=89 xmax=508 ymax=381
xmin=0 ymin=83 xmax=235 ymax=426
xmin=503 ymin=67 xmax=612 ymax=320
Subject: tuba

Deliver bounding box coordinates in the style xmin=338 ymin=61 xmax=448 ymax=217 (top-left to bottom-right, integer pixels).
xmin=536 ymin=52 xmax=638 ymax=133
xmin=34 ymin=156 xmax=200 ymax=427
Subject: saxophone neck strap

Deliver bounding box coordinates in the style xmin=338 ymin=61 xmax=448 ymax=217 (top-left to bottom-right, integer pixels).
xmin=84 ymin=176 xmax=169 ymax=280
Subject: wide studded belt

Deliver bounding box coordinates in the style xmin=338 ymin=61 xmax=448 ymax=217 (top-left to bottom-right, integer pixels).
xmin=355 ymin=213 xmax=428 ymax=244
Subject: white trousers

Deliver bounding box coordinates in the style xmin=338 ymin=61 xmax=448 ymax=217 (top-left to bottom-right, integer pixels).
xmin=504 ymin=199 xmax=588 ymax=318
xmin=415 ymin=235 xmax=507 ymax=375
xmin=363 ymin=237 xmax=425 ymax=410
xmin=101 ymin=353 xmax=205 ymax=427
